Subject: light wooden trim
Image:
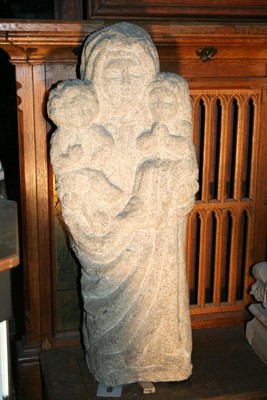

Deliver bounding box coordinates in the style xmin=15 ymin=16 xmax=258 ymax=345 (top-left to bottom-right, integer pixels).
xmin=33 ymin=65 xmax=53 ymax=350
xmin=202 ymin=96 xmax=212 ymax=203
xmin=212 ymin=210 xmax=223 ymax=306
xmin=16 ymin=65 xmax=41 ymax=347
xmin=248 ymin=94 xmax=261 ymax=201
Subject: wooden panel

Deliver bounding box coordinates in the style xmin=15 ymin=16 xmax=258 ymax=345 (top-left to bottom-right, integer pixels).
xmin=33 ymin=65 xmax=53 ymax=350
xmin=188 ymin=89 xmax=262 ymax=326
xmin=253 ymin=88 xmax=267 ymax=263
xmin=44 ymin=64 xmax=81 ymax=338
xmin=87 ymin=0 xmax=267 ymax=21
xmin=15 ymin=65 xmax=41 ymax=355
xmin=54 ymin=0 xmax=83 ymax=19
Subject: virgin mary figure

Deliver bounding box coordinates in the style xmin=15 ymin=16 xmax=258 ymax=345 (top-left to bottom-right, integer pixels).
xmin=48 ymin=22 xmax=198 ymax=387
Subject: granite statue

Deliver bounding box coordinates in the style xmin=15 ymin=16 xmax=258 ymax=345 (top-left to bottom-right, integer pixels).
xmin=246 ymin=262 xmax=267 ymax=364
xmin=48 ymin=22 xmax=199 ymax=386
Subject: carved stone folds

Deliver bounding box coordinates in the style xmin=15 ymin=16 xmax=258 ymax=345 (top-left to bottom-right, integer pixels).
xmin=246 ymin=262 xmax=267 ymax=365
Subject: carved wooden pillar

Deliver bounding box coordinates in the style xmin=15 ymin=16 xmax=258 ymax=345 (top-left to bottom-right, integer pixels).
xmin=0 ymin=23 xmax=101 ymax=361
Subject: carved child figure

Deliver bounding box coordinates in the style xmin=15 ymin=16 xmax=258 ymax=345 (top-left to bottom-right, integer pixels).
xmin=49 ymin=80 xmax=114 ymax=176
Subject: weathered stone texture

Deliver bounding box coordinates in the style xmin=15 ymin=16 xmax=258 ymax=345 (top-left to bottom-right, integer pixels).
xmin=246 ymin=262 xmax=267 ymax=365
xmin=48 ymin=22 xmax=199 ymax=386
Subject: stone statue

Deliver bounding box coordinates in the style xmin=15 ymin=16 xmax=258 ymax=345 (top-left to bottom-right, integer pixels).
xmin=48 ymin=22 xmax=199 ymax=386
xmin=250 ymin=262 xmax=267 ymax=309
xmin=246 ymin=262 xmax=267 ymax=365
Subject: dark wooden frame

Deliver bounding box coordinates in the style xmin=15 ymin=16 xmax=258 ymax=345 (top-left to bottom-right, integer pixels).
xmin=87 ymin=0 xmax=267 ymax=20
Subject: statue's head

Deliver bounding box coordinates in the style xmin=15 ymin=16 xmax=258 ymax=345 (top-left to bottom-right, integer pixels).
xmin=147 ymin=73 xmax=191 ymax=123
xmin=80 ymin=23 xmax=159 ymax=108
xmin=48 ymin=80 xmax=99 ymax=127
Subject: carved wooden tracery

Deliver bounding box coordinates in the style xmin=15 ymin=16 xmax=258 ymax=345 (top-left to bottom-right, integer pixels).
xmin=188 ymin=89 xmax=261 ymax=325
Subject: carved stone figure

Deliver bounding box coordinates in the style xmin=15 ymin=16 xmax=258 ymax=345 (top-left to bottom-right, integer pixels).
xmin=246 ymin=262 xmax=267 ymax=365
xmin=250 ymin=262 xmax=267 ymax=309
xmin=48 ymin=22 xmax=199 ymax=386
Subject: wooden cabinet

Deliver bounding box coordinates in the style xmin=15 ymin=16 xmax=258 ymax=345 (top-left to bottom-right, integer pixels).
xmin=0 ymin=20 xmax=266 ymax=362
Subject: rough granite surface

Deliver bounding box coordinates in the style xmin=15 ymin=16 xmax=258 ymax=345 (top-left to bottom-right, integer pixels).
xmin=48 ymin=22 xmax=199 ymax=386
xmin=246 ymin=262 xmax=267 ymax=365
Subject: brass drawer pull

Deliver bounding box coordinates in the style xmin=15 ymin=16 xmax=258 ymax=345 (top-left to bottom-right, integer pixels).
xmin=195 ymin=46 xmax=217 ymax=62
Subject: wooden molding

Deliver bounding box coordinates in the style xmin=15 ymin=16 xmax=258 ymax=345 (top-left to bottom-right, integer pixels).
xmin=0 ymin=20 xmax=267 ymax=67
xmin=191 ymin=309 xmax=251 ymax=330
xmin=87 ymin=0 xmax=267 ymax=21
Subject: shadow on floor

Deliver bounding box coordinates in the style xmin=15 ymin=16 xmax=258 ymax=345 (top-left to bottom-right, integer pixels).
xmin=18 ymin=325 xmax=267 ymax=400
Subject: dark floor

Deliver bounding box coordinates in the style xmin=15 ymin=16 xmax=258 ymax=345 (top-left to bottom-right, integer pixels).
xmin=18 ymin=325 xmax=267 ymax=400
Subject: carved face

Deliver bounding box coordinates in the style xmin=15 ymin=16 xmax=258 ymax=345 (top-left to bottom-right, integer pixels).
xmin=76 ymin=93 xmax=98 ymax=123
xmin=49 ymin=87 xmax=98 ymax=127
xmin=100 ymin=58 xmax=146 ymax=107
xmin=149 ymin=87 xmax=177 ymax=122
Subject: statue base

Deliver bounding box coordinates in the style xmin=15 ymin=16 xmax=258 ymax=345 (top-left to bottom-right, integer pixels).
xmin=246 ymin=303 xmax=267 ymax=365
xmin=97 ymin=384 xmax=122 ymax=397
